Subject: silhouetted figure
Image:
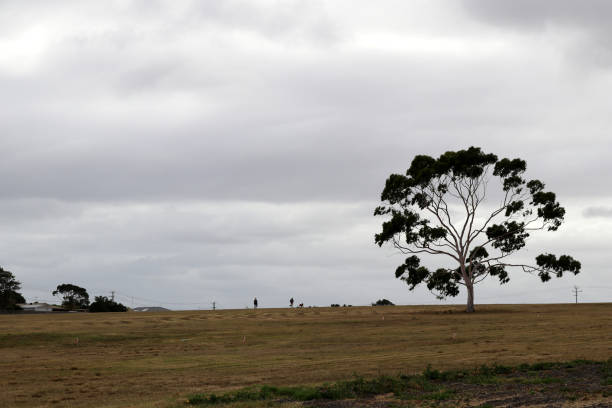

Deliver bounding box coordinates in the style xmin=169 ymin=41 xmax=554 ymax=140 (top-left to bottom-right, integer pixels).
xmin=253 ymin=297 xmax=258 ymax=309
xmin=290 ymin=297 xmax=294 ymax=307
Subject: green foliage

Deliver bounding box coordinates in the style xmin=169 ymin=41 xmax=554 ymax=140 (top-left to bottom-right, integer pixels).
xmin=89 ymin=296 xmax=127 ymax=312
xmin=486 ymin=221 xmax=529 ymax=252
xmin=535 ymin=254 xmax=582 ymax=282
xmin=374 ymin=146 xmax=580 ymax=311
xmin=600 ymin=358 xmax=612 ymax=385
xmin=423 ymin=365 xmax=441 ymax=380
xmin=527 ymin=362 xmax=555 ymax=371
xmin=491 ymin=364 xmax=512 ymax=375
xmin=52 ymin=283 xmax=90 ymax=310
xmin=0 ymin=267 xmax=25 ymax=311
xmin=512 ymin=376 xmax=562 ymax=384
xmin=460 ymin=365 xmax=504 ymax=384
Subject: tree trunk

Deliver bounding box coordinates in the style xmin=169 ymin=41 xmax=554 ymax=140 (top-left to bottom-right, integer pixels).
xmin=460 ymin=261 xmax=475 ymax=313
xmin=466 ymin=282 xmax=475 ymax=313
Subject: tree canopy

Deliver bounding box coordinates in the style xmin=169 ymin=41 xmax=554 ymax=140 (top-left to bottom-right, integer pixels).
xmin=0 ymin=267 xmax=25 ymax=311
xmin=372 ymin=299 xmax=395 ymax=306
xmin=52 ymin=283 xmax=90 ymax=310
xmin=374 ymin=147 xmax=580 ymax=312
xmin=89 ymin=296 xmax=127 ymax=313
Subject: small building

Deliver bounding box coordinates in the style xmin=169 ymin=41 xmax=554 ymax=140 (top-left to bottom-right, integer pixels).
xmin=132 ymin=306 xmax=170 ymax=312
xmin=16 ymin=303 xmax=61 ymax=312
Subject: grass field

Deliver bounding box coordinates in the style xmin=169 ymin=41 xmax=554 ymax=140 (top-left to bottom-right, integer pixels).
xmin=1 ymin=303 xmax=611 ymax=407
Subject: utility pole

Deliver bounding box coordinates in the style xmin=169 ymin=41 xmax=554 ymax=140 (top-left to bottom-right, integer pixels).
xmin=111 ymin=291 xmax=115 ymax=302
xmin=212 ymin=301 xmax=216 ymax=311
xmin=572 ymin=286 xmax=582 ymax=304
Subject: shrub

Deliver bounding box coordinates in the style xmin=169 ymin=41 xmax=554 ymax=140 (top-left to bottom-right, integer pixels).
xmin=89 ymin=296 xmax=127 ymax=313
xmin=372 ymin=299 xmax=395 ymax=306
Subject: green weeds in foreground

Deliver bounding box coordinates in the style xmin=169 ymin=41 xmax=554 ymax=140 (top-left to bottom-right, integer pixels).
xmin=188 ymin=376 xmax=408 ymax=405
xmin=601 ymin=358 xmax=612 ymax=385
xmin=187 ymin=359 xmax=611 ymax=406
xmin=187 ymin=373 xmax=461 ymax=406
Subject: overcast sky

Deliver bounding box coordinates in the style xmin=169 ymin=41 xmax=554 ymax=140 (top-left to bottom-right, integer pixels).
xmin=1 ymin=0 xmax=611 ymax=309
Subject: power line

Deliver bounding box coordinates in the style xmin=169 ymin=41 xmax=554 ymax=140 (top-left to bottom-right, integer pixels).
xmin=572 ymin=286 xmax=582 ymax=304
xmin=101 ymin=290 xmax=209 ymax=306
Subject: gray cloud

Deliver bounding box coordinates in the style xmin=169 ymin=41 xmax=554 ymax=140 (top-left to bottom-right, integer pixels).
xmin=461 ymin=0 xmax=612 ymax=30
xmin=461 ymin=0 xmax=612 ymax=66
xmin=583 ymin=206 xmax=612 ymax=218
xmin=0 ymin=1 xmax=610 ymax=308
xmin=187 ymin=0 xmax=340 ymax=45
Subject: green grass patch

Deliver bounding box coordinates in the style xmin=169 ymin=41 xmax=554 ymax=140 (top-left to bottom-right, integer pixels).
xmin=600 ymin=358 xmax=612 ymax=385
xmin=186 ymin=363 xmax=502 ymax=405
xmin=421 ymin=388 xmax=456 ymax=401
xmin=512 ymin=376 xmax=562 ymax=385
xmin=187 ymin=374 xmax=453 ymax=405
xmin=186 ymin=359 xmax=612 ymax=406
xmin=0 ymin=332 xmax=75 ymax=347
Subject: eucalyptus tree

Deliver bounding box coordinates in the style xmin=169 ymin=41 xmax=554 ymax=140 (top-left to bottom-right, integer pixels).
xmin=374 ymin=147 xmax=580 ymax=312
xmin=52 ymin=283 xmax=90 ymax=310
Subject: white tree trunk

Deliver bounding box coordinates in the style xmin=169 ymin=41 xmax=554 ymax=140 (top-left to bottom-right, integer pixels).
xmin=466 ymin=282 xmax=475 ymax=313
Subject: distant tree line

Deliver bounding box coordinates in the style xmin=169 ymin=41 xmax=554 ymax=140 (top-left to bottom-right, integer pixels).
xmin=0 ymin=266 xmax=127 ymax=313
xmin=52 ymin=283 xmax=127 ymax=312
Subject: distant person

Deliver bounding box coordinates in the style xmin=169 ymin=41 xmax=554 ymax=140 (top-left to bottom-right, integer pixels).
xmin=290 ymin=298 xmax=294 ymax=307
xmin=253 ymin=297 xmax=258 ymax=309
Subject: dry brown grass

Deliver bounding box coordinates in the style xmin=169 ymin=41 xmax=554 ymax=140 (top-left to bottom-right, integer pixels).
xmin=1 ymin=303 xmax=611 ymax=408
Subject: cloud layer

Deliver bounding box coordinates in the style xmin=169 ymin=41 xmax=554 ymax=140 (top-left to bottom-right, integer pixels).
xmin=1 ymin=1 xmax=611 ymax=308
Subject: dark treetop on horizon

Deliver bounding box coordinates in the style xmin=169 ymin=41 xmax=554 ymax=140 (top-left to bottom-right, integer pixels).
xmin=375 ymin=147 xmax=581 ymax=312
xmin=89 ymin=296 xmax=128 ymax=313
xmin=52 ymin=283 xmax=90 ymax=310
xmin=0 ymin=267 xmax=25 ymax=311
